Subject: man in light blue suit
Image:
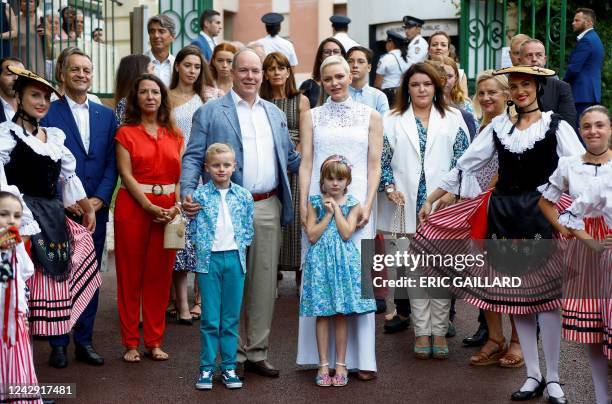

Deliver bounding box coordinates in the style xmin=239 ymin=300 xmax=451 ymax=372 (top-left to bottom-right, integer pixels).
xmin=41 ymin=48 xmax=117 ymax=369
xmin=563 ymin=7 xmax=604 ymax=126
xmin=181 ymin=49 xmax=300 ymax=379
xmin=191 ymin=10 xmax=222 ymax=62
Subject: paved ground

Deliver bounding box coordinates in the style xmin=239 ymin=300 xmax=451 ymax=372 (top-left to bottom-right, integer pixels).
xmin=32 ymin=257 xmax=607 ymax=403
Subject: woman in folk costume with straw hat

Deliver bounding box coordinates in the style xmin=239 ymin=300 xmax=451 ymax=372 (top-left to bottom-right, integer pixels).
xmin=0 ymin=66 xmax=99 ymax=368
xmin=418 ymin=65 xmax=584 ymax=403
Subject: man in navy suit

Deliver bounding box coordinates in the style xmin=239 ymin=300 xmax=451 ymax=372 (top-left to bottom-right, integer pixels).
xmin=41 ymin=48 xmax=118 ymax=368
xmin=191 ymin=9 xmax=222 ymax=62
xmin=182 ymin=49 xmax=300 ymax=379
xmin=0 ymin=57 xmax=24 ymax=123
xmin=563 ymin=7 xmax=604 ymax=126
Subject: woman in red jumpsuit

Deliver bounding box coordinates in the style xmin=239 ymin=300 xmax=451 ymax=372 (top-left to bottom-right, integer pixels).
xmin=114 ymin=74 xmax=184 ymax=363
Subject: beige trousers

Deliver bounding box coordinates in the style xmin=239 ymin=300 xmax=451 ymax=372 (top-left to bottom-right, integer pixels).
xmin=237 ymin=196 xmax=282 ymax=363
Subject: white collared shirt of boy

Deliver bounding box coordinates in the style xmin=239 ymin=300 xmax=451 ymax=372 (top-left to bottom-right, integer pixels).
xmin=231 ymin=90 xmax=279 ymax=194
xmin=191 ymin=181 xmax=254 ymax=274
xmin=145 ymin=50 xmax=175 ymax=88
xmin=66 ymin=95 xmax=90 ymax=151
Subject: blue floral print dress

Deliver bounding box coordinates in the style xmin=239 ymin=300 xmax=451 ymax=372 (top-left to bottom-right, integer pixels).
xmin=299 ymin=194 xmax=376 ymax=317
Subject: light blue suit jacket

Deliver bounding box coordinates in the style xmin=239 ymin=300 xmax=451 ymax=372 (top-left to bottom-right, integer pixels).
xmin=190 ymin=34 xmax=213 ymax=62
xmin=181 ymin=92 xmax=301 ymax=225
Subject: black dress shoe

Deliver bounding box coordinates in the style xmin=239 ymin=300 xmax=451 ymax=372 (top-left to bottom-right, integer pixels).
xmin=49 ymin=346 xmax=68 ymax=368
xmin=383 ymin=315 xmax=410 ymax=333
xmin=244 ymin=360 xmax=279 ymax=378
xmin=177 ymin=317 xmax=193 ymax=326
xmin=375 ymin=299 xmax=387 ymax=314
xmin=75 ymin=344 xmax=104 ymax=366
xmin=545 ymin=381 xmax=568 ymax=404
xmin=462 ymin=326 xmax=488 ymax=347
xmin=511 ymin=376 xmax=546 ymax=401
xmin=235 ymin=362 xmax=245 ymax=380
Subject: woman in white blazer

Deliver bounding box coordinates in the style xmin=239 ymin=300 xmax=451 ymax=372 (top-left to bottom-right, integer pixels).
xmin=377 ymin=62 xmax=469 ymax=359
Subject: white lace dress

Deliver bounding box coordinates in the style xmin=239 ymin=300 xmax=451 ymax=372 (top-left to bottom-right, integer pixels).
xmin=173 ymin=95 xmax=204 ymax=145
xmin=297 ymin=97 xmax=377 ymax=371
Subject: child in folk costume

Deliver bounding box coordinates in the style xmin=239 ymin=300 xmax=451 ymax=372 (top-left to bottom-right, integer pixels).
xmin=538 ymin=105 xmax=612 ymax=404
xmin=300 ymin=155 xmax=376 ymax=387
xmin=0 ymin=187 xmax=42 ymax=404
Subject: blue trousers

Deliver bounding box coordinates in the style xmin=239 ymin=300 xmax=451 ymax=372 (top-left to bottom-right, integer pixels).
xmin=49 ymin=212 xmax=106 ymax=348
xmin=197 ymin=250 xmax=245 ymax=371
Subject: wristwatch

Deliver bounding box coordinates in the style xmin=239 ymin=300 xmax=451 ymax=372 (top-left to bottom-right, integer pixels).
xmin=385 ymin=185 xmax=395 ymax=194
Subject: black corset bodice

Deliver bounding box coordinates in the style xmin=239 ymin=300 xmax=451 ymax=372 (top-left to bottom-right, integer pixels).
xmin=493 ymin=115 xmax=561 ymax=195
xmin=4 ymin=130 xmax=61 ymax=198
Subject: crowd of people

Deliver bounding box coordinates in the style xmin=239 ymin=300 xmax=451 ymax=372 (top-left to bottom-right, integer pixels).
xmin=0 ymin=5 xmax=609 ymax=404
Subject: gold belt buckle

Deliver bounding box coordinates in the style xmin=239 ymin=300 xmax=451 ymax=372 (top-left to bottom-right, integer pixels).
xmin=151 ymin=184 xmax=164 ymax=195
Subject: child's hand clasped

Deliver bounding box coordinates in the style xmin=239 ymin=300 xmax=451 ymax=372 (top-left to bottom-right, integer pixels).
xmin=323 ymin=199 xmax=335 ymax=216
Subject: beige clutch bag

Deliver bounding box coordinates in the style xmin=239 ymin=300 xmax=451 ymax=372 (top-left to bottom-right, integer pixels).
xmin=164 ymin=215 xmax=187 ymax=249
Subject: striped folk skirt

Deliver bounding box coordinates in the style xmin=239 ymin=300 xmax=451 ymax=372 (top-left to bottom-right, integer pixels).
xmin=562 ymin=217 xmax=612 ymax=358
xmin=27 ymin=218 xmax=100 ymax=336
xmin=0 ymin=314 xmax=42 ymax=404
xmin=414 ymin=189 xmax=572 ymax=315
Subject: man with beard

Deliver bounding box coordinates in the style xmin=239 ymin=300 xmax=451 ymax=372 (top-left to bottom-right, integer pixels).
xmin=564 ymin=8 xmax=604 ymax=126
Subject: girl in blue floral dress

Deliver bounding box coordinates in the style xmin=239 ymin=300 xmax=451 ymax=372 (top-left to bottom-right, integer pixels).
xmin=300 ymin=155 xmax=376 ymax=387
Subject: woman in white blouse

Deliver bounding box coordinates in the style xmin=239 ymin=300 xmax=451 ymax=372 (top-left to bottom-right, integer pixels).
xmin=298 ymin=55 xmax=382 ymax=381
xmin=419 ymin=66 xmax=584 ymax=402
xmin=538 ymin=105 xmax=611 ymax=404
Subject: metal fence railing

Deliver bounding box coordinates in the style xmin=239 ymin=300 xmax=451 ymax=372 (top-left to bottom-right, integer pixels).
xmin=158 ymin=0 xmax=211 ymax=54
xmin=459 ymin=0 xmax=569 ymax=92
xmin=0 ymin=0 xmax=118 ymax=96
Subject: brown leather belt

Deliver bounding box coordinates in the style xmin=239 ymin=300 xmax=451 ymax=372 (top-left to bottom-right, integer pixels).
xmin=252 ymin=189 xmax=277 ymax=202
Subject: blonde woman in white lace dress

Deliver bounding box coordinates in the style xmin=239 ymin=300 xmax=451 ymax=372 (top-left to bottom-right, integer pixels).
xmin=297 ymin=55 xmax=383 ymax=381
xmin=168 ymin=46 xmax=207 ymax=324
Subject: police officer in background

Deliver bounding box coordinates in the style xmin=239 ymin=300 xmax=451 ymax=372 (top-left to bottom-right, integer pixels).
xmin=257 ymin=12 xmax=299 ymax=67
xmin=331 ymin=15 xmax=360 ymax=53
xmin=403 ymin=15 xmax=428 ymax=65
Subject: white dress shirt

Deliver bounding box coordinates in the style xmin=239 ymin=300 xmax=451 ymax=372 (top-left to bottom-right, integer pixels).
xmin=145 ymin=50 xmax=175 ymax=88
xmin=212 ymin=188 xmax=238 ymax=251
xmin=333 ymin=32 xmax=360 ymax=52
xmin=0 ymin=96 xmax=15 ymax=121
xmin=230 ymin=90 xmax=278 ymax=193
xmin=257 ymin=35 xmax=299 ymax=66
xmin=200 ymin=31 xmax=216 ymax=52
xmin=376 ymin=49 xmax=410 ymax=89
xmin=65 ymin=95 xmax=90 ymax=151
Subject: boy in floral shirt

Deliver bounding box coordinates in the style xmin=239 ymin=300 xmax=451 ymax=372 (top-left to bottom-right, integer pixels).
xmin=191 ymin=143 xmax=254 ymax=390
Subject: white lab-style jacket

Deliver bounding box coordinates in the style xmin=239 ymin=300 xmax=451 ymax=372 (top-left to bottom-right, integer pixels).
xmin=377 ymin=105 xmax=469 ymax=233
